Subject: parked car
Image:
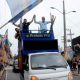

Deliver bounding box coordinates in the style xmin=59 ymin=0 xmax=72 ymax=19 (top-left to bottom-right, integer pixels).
xmin=13 ymin=59 xmax=19 ymax=72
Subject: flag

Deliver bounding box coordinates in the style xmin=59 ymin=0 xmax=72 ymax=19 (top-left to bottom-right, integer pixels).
xmin=0 ymin=34 xmax=8 ymax=64
xmin=0 ymin=49 xmax=8 ymax=64
xmin=0 ymin=34 xmax=3 ymax=59
xmin=0 ymin=31 xmax=11 ymax=64
xmin=3 ymin=29 xmax=12 ymax=47
xmin=3 ymin=29 xmax=12 ymax=59
xmin=6 ymin=0 xmax=43 ymax=23
xmin=0 ymin=34 xmax=3 ymax=50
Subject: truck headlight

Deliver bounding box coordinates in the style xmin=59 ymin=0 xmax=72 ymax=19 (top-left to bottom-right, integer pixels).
xmin=68 ymin=72 xmax=73 ymax=80
xmin=31 ymin=76 xmax=39 ymax=80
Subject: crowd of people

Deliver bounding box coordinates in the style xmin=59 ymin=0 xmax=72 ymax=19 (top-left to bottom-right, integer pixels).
xmin=61 ymin=51 xmax=80 ymax=74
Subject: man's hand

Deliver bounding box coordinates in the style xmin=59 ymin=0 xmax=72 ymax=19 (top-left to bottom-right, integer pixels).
xmin=12 ymin=22 xmax=20 ymax=27
xmin=33 ymin=15 xmax=36 ymax=22
xmin=51 ymin=15 xmax=56 ymax=22
xmin=33 ymin=15 xmax=36 ymax=19
xmin=13 ymin=22 xmax=15 ymax=25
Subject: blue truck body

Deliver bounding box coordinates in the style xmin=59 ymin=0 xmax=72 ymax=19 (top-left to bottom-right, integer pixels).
xmin=21 ymin=29 xmax=59 ymax=54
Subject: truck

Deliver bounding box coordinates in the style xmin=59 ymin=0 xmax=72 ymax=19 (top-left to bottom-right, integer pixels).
xmin=18 ymin=27 xmax=73 ymax=80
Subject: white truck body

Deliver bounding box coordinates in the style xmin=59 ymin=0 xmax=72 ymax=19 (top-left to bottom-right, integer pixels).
xmin=24 ymin=52 xmax=72 ymax=80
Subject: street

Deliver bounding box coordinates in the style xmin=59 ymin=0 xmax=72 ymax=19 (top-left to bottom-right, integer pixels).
xmin=72 ymin=70 xmax=80 ymax=80
xmin=6 ymin=66 xmax=28 ymax=80
xmin=6 ymin=66 xmax=20 ymax=80
xmin=4 ymin=66 xmax=80 ymax=80
xmin=74 ymin=76 xmax=80 ymax=80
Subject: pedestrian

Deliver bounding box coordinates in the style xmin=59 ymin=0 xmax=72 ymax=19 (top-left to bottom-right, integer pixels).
xmin=0 ymin=60 xmax=4 ymax=71
xmin=78 ymin=59 xmax=80 ymax=74
xmin=33 ymin=14 xmax=56 ymax=33
xmin=72 ymin=59 xmax=77 ymax=70
xmin=15 ymin=28 xmax=20 ymax=39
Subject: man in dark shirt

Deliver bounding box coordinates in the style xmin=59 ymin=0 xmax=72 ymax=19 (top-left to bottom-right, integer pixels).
xmin=13 ymin=17 xmax=34 ymax=33
xmin=22 ymin=19 xmax=33 ymax=33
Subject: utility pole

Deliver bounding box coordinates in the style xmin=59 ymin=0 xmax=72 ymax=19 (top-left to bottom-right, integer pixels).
xmin=67 ymin=29 xmax=74 ymax=48
xmin=63 ymin=0 xmax=67 ymax=59
xmin=50 ymin=0 xmax=76 ymax=60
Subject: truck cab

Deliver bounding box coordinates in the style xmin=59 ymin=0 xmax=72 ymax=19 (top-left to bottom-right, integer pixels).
xmin=19 ymin=28 xmax=73 ymax=80
xmin=25 ymin=52 xmax=72 ymax=80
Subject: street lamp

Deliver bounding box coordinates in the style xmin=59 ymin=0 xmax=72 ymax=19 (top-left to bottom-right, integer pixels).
xmin=50 ymin=7 xmax=76 ymax=14
xmin=50 ymin=0 xmax=76 ymax=60
xmin=50 ymin=7 xmax=63 ymax=14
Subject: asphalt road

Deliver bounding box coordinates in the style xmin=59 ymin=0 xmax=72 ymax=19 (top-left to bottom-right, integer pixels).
xmin=7 ymin=70 xmax=20 ymax=80
xmin=6 ymin=66 xmax=20 ymax=80
xmin=72 ymin=70 xmax=80 ymax=80
xmin=5 ymin=66 xmax=80 ymax=80
xmin=73 ymin=76 xmax=80 ymax=80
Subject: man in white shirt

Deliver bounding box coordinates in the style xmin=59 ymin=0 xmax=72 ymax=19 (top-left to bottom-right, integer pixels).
xmin=33 ymin=15 xmax=56 ymax=33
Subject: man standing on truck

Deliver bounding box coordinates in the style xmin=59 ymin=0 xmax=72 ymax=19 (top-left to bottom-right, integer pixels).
xmin=13 ymin=16 xmax=34 ymax=40
xmin=13 ymin=16 xmax=34 ymax=33
xmin=33 ymin=14 xmax=56 ymax=33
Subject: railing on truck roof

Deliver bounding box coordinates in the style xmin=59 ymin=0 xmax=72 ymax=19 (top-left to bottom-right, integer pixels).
xmin=21 ymin=29 xmax=54 ymax=41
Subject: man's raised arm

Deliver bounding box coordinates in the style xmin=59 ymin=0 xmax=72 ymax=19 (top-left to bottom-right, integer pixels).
xmin=50 ymin=13 xmax=56 ymax=24
xmin=29 ymin=15 xmax=34 ymax=23
xmin=33 ymin=15 xmax=40 ymax=24
xmin=13 ymin=23 xmax=20 ymax=27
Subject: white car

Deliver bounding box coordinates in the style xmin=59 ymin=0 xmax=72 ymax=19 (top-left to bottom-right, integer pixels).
xmin=25 ymin=52 xmax=73 ymax=80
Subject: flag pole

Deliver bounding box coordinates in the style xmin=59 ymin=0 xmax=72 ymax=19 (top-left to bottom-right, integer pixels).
xmin=18 ymin=18 xmax=24 ymax=80
xmin=0 ymin=21 xmax=9 ymax=29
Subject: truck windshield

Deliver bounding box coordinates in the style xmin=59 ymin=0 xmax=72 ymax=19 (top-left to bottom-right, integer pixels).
xmin=31 ymin=53 xmax=68 ymax=70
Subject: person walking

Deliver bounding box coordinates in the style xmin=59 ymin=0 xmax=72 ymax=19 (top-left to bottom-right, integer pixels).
xmin=0 ymin=60 xmax=4 ymax=71
xmin=72 ymin=59 xmax=77 ymax=70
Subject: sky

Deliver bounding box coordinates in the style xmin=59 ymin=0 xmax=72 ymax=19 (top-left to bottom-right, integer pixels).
xmin=0 ymin=0 xmax=80 ymax=55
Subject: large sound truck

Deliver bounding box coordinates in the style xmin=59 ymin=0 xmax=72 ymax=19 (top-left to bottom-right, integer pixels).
xmin=18 ymin=27 xmax=73 ymax=80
